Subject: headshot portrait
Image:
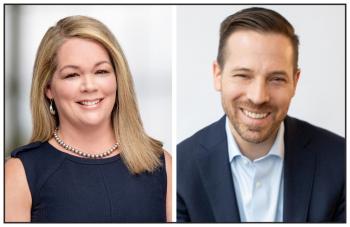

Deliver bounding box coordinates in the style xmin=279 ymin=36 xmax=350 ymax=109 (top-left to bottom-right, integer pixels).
xmin=5 ymin=5 xmax=172 ymax=222
xmin=177 ymin=5 xmax=345 ymax=222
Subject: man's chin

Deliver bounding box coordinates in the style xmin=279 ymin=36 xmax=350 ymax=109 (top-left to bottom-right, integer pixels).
xmin=235 ymin=124 xmax=273 ymax=144
xmin=240 ymin=133 xmax=270 ymax=144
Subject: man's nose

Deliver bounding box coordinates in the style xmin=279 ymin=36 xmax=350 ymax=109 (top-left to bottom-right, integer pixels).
xmin=80 ymin=75 xmax=98 ymax=92
xmin=246 ymin=79 xmax=270 ymax=105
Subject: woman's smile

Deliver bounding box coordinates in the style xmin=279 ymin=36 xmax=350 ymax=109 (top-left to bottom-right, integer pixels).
xmin=76 ymin=98 xmax=104 ymax=109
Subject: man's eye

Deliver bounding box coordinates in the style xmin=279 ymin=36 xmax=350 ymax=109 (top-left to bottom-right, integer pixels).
xmin=65 ymin=73 xmax=79 ymax=79
xmin=234 ymin=74 xmax=249 ymax=79
xmin=272 ymin=77 xmax=286 ymax=83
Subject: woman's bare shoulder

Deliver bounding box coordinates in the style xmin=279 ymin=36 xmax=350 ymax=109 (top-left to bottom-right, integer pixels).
xmin=5 ymin=158 xmax=29 ymax=193
xmin=5 ymin=158 xmax=32 ymax=222
xmin=163 ymin=150 xmax=172 ymax=167
xmin=5 ymin=158 xmax=25 ymax=176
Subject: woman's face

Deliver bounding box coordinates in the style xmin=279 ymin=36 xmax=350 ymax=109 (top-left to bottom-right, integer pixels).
xmin=46 ymin=37 xmax=117 ymax=128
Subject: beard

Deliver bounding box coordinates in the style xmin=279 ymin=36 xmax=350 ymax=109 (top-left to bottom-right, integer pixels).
xmin=222 ymin=96 xmax=287 ymax=144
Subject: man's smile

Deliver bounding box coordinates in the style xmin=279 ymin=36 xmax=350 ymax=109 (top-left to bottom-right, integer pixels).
xmin=241 ymin=108 xmax=270 ymax=119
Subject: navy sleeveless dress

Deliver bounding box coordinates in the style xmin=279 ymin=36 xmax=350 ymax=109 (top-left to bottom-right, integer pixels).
xmin=11 ymin=141 xmax=167 ymax=223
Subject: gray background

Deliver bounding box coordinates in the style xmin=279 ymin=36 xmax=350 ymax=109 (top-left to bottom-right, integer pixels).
xmin=177 ymin=5 xmax=345 ymax=142
xmin=5 ymin=5 xmax=172 ymax=155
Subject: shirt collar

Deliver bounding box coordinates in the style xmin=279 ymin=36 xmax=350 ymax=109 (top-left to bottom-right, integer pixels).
xmin=225 ymin=116 xmax=285 ymax=163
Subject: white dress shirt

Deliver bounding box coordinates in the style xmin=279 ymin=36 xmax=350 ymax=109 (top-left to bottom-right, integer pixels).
xmin=225 ymin=117 xmax=284 ymax=222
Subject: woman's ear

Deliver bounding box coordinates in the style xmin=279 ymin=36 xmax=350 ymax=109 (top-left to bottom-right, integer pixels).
xmin=45 ymin=84 xmax=53 ymax=99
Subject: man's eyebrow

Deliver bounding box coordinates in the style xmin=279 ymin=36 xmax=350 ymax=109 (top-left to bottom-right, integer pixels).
xmin=229 ymin=67 xmax=253 ymax=73
xmin=58 ymin=61 xmax=112 ymax=73
xmin=268 ymin=70 xmax=289 ymax=76
xmin=230 ymin=68 xmax=289 ymax=76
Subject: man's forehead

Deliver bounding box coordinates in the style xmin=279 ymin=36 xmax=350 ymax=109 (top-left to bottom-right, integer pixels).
xmin=225 ymin=30 xmax=293 ymax=50
xmin=222 ymin=31 xmax=294 ymax=69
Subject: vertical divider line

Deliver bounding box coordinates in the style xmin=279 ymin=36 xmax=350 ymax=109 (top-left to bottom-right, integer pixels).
xmin=171 ymin=4 xmax=177 ymax=223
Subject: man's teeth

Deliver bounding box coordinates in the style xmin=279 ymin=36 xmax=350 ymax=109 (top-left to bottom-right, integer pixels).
xmin=243 ymin=109 xmax=268 ymax=119
xmin=81 ymin=100 xmax=101 ymax=106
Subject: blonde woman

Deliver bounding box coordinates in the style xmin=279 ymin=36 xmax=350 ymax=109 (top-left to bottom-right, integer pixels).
xmin=5 ymin=15 xmax=172 ymax=222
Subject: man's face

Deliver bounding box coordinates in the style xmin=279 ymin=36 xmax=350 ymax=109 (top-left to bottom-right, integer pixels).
xmin=213 ymin=30 xmax=300 ymax=144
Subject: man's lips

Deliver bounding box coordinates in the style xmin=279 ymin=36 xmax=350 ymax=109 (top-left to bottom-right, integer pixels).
xmin=240 ymin=108 xmax=271 ymax=119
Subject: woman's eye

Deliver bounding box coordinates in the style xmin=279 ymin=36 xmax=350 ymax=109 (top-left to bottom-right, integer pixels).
xmin=96 ymin=70 xmax=109 ymax=75
xmin=65 ymin=73 xmax=79 ymax=79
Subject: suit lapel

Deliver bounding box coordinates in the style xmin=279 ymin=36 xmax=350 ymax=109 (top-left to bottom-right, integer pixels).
xmin=196 ymin=116 xmax=241 ymax=222
xmin=283 ymin=116 xmax=316 ymax=222
xmin=194 ymin=116 xmax=317 ymax=222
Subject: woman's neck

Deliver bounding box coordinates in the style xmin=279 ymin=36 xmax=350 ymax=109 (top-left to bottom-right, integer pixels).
xmin=55 ymin=121 xmax=117 ymax=155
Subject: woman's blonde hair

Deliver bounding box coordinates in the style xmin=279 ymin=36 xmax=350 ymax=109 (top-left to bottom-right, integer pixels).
xmin=30 ymin=15 xmax=163 ymax=174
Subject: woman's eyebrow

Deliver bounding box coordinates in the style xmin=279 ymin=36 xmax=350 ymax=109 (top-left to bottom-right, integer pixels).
xmin=58 ymin=61 xmax=112 ymax=73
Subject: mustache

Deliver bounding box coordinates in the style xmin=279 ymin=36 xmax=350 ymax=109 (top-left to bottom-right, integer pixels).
xmin=234 ymin=100 xmax=274 ymax=112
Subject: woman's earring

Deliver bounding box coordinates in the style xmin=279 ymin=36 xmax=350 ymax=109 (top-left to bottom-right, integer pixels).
xmin=49 ymin=99 xmax=56 ymax=115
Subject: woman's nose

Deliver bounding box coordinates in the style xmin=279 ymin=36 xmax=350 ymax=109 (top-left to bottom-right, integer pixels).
xmin=80 ymin=75 xmax=98 ymax=92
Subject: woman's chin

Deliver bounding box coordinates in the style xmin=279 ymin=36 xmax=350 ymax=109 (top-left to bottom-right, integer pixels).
xmin=77 ymin=117 xmax=109 ymax=128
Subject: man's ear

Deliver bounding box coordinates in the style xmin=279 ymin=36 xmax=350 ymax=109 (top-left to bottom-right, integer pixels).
xmin=292 ymin=69 xmax=301 ymax=97
xmin=213 ymin=61 xmax=223 ymax=91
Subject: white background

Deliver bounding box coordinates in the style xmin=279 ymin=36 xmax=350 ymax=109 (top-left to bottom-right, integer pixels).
xmin=1 ymin=3 xmax=348 ymax=223
xmin=177 ymin=5 xmax=345 ymax=142
xmin=5 ymin=5 xmax=172 ymax=153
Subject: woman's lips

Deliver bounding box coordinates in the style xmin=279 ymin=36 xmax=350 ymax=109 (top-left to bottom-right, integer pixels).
xmin=77 ymin=98 xmax=103 ymax=107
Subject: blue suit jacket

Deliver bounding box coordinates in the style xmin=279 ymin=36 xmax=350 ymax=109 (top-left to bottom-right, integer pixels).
xmin=177 ymin=116 xmax=345 ymax=222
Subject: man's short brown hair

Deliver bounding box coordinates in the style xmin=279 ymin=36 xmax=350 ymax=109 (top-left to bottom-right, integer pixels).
xmin=217 ymin=7 xmax=299 ymax=70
